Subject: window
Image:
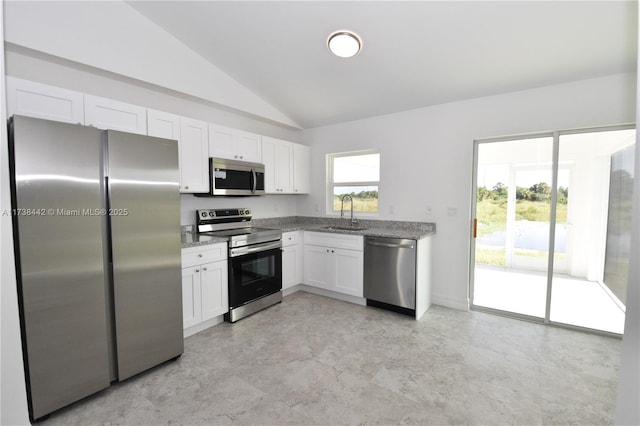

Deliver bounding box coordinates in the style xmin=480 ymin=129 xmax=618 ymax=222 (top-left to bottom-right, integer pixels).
xmin=327 ymin=150 xmax=380 ymax=214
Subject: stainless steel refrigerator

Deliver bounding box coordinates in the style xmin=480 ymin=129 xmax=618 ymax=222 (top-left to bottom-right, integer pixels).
xmin=8 ymin=115 xmax=184 ymax=421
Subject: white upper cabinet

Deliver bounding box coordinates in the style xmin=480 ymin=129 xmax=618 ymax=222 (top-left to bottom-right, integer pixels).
xmin=148 ymin=109 xmax=206 ymax=193
xmin=208 ymin=124 xmax=262 ymax=163
xmin=179 ymin=117 xmax=209 ymax=193
xmin=147 ymin=109 xmax=180 ymax=140
xmin=6 ymin=77 xmax=85 ymax=125
xmin=293 ymin=143 xmax=310 ymax=194
xmin=84 ymin=95 xmax=147 ymax=135
xmin=262 ymin=136 xmax=293 ymax=194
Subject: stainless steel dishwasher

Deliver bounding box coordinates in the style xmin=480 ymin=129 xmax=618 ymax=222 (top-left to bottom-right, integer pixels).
xmin=364 ymin=236 xmax=417 ymax=316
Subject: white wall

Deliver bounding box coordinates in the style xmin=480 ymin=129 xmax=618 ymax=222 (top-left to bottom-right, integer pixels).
xmin=300 ymin=73 xmax=637 ymax=310
xmin=180 ymin=194 xmax=300 ymax=226
xmin=0 ymin=0 xmax=30 ymax=422
xmin=3 ymin=0 xmax=299 ymax=128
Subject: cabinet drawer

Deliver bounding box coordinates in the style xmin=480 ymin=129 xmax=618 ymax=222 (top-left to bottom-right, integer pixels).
xmin=304 ymin=231 xmax=363 ymax=251
xmin=182 ymin=243 xmax=227 ymax=267
xmin=282 ymin=231 xmax=300 ymax=247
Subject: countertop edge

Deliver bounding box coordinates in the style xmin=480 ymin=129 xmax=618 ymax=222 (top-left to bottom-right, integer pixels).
xmin=181 ymin=218 xmax=436 ymax=249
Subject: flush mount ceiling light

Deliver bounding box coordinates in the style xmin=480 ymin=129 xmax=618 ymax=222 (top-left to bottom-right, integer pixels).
xmin=327 ymin=30 xmax=362 ymax=58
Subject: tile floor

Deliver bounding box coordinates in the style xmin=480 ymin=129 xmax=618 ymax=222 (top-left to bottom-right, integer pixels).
xmin=40 ymin=291 xmax=621 ymax=425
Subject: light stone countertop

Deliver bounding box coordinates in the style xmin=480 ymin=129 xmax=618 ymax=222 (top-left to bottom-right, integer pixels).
xmin=181 ymin=216 xmax=435 ymax=249
xmin=180 ymin=231 xmax=227 ymax=249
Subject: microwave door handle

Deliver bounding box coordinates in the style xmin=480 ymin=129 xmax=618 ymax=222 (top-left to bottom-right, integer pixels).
xmin=251 ymin=168 xmax=257 ymax=194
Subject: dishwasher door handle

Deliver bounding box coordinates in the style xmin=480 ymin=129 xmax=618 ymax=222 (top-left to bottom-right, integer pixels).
xmin=366 ymin=241 xmax=415 ymax=249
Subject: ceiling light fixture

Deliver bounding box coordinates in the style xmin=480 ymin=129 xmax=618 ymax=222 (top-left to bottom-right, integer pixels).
xmin=327 ymin=30 xmax=362 ymax=58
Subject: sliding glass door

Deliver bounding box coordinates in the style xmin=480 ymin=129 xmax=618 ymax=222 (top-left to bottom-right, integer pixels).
xmin=549 ymin=129 xmax=635 ymax=334
xmin=471 ymin=126 xmax=635 ymax=335
xmin=472 ymin=135 xmax=553 ymax=319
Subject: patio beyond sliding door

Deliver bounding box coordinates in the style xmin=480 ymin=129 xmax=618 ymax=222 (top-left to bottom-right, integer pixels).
xmin=471 ymin=126 xmax=634 ymax=335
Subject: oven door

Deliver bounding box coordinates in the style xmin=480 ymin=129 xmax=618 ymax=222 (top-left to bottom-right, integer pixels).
xmin=228 ymin=244 xmax=282 ymax=308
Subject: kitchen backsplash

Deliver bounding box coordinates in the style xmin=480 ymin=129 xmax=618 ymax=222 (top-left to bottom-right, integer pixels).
xmin=180 ymin=194 xmax=299 ymax=225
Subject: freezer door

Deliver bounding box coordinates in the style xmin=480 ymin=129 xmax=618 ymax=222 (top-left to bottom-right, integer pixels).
xmin=106 ymin=130 xmax=183 ymax=380
xmin=9 ymin=116 xmax=110 ymax=420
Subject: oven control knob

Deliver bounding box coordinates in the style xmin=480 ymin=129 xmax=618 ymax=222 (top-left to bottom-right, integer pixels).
xmin=201 ymin=212 xmax=207 ymax=218
xmin=208 ymin=211 xmax=215 ymax=217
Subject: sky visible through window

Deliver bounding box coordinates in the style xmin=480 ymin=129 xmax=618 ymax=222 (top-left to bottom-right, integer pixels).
xmin=333 ymin=153 xmax=380 ymax=183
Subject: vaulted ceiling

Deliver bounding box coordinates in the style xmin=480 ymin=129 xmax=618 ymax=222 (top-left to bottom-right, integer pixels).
xmin=128 ymin=1 xmax=638 ymax=129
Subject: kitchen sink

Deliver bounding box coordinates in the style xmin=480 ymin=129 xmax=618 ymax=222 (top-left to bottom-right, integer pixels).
xmin=322 ymin=225 xmax=368 ymax=231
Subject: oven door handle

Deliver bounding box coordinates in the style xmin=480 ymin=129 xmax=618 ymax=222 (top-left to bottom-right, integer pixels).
xmin=230 ymin=240 xmax=282 ymax=257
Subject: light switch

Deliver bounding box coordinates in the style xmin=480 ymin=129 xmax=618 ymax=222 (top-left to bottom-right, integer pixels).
xmin=447 ymin=207 xmax=457 ymax=216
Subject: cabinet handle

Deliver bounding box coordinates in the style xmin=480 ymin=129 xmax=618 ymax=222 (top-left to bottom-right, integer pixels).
xmin=195 ymin=269 xmax=200 ymax=273
xmin=185 ymin=186 xmax=189 ymax=190
xmin=234 ymin=155 xmax=238 ymax=159
xmin=331 ymin=250 xmax=334 ymax=253
xmin=240 ymin=155 xmax=243 ymax=159
xmin=203 ymin=267 xmax=207 ymax=271
xmin=198 ymin=254 xmax=203 ymax=257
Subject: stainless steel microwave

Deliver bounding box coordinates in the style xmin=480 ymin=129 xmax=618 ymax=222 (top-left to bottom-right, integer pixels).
xmin=202 ymin=157 xmax=265 ymax=196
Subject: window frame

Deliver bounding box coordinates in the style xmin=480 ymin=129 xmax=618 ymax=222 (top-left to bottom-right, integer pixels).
xmin=326 ymin=149 xmax=380 ymax=216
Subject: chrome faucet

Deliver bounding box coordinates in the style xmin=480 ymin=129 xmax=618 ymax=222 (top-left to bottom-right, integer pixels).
xmin=340 ymin=194 xmax=357 ymax=225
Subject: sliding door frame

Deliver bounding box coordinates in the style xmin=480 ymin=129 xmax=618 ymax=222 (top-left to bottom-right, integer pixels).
xmin=469 ymin=124 xmax=634 ymax=338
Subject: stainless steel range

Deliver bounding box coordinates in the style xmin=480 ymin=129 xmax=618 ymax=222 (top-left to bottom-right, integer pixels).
xmin=197 ymin=208 xmax=282 ymax=322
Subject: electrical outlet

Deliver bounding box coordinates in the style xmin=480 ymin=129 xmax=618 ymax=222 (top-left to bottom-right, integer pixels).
xmin=447 ymin=207 xmax=458 ymax=217
xmin=425 ymin=206 xmax=432 ymax=216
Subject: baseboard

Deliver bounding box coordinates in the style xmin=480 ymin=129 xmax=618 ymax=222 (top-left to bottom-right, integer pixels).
xmin=431 ymin=294 xmax=469 ymax=311
xmin=183 ymin=315 xmax=224 ymax=338
xmin=295 ymin=284 xmax=366 ymax=306
xmin=282 ymin=285 xmax=302 ymax=297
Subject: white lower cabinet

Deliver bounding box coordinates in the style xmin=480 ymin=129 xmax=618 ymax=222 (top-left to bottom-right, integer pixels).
xmin=303 ymin=232 xmax=363 ymax=297
xmin=282 ymin=231 xmax=303 ymax=290
xmin=181 ymin=243 xmax=228 ymax=335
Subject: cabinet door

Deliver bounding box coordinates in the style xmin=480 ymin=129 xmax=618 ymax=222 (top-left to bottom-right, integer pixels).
xmin=332 ymin=248 xmax=364 ymax=297
xmin=282 ymin=245 xmax=298 ymax=290
xmin=275 ymin=141 xmax=294 ymax=193
xmin=303 ymin=245 xmax=332 ymax=290
xmin=84 ymin=95 xmax=147 ymax=134
xmin=200 ymin=261 xmax=228 ymax=321
xmin=208 ymin=124 xmax=237 ymax=160
xmin=262 ymin=137 xmax=278 ymax=193
xmin=179 ymin=117 xmax=209 ymax=193
xmin=147 ymin=109 xmax=180 ymax=140
xmin=182 ymin=266 xmax=201 ymax=329
xmin=293 ymin=143 xmax=310 ymax=194
xmin=237 ymin=131 xmax=262 ymax=162
xmin=6 ymin=77 xmax=84 ymax=124
xmin=262 ymin=136 xmax=293 ymax=193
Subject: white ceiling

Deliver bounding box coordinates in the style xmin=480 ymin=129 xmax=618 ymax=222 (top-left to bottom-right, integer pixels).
xmin=127 ymin=1 xmax=638 ymax=129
